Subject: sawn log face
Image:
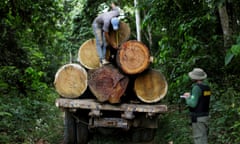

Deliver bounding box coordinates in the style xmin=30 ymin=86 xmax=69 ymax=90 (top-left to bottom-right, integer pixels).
xmin=54 ymin=64 xmax=88 ymax=98
xmin=109 ymin=22 xmax=131 ymax=49
xmin=134 ymin=69 xmax=168 ymax=103
xmin=78 ymin=39 xmax=100 ymax=69
xmin=88 ymin=64 xmax=129 ymax=104
xmin=117 ymin=40 xmax=150 ymax=74
xmin=78 ymin=39 xmax=111 ymax=69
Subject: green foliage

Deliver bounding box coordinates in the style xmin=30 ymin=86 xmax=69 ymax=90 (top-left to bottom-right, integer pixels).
xmin=21 ymin=67 xmax=47 ymax=92
xmin=209 ymin=86 xmax=240 ymax=143
xmin=225 ymin=35 xmax=240 ymax=65
xmin=0 ymin=0 xmax=66 ymax=143
xmin=0 ymin=65 xmax=63 ymax=143
xmin=142 ymin=0 xmax=240 ymax=143
xmin=0 ymin=0 xmax=240 ymax=143
xmin=156 ymin=108 xmax=192 ymax=143
xmin=225 ymin=51 xmax=235 ymax=66
xmin=0 ymin=91 xmax=63 ymax=143
xmin=224 ymin=35 xmax=240 ymax=74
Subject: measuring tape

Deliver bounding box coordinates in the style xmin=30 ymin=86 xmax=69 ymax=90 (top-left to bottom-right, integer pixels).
xmin=116 ymin=30 xmax=119 ymax=49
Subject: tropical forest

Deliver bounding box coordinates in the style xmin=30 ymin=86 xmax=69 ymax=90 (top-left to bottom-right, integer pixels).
xmin=0 ymin=0 xmax=239 ymax=143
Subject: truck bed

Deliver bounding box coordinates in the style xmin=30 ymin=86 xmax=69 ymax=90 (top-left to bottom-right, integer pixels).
xmin=55 ymin=98 xmax=167 ymax=113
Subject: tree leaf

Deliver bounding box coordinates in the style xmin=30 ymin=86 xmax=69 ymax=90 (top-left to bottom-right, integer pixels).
xmin=0 ymin=112 xmax=12 ymax=117
xmin=225 ymin=50 xmax=234 ymax=66
xmin=231 ymin=44 xmax=240 ymax=56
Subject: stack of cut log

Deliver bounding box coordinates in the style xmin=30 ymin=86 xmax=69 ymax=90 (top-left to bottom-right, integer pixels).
xmin=54 ymin=22 xmax=168 ymax=104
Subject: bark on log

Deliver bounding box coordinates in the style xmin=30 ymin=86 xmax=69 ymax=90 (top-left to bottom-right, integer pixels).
xmin=88 ymin=64 xmax=129 ymax=104
xmin=54 ymin=63 xmax=88 ymax=98
xmin=117 ymin=40 xmax=150 ymax=74
xmin=78 ymin=39 xmax=111 ymax=69
xmin=109 ymin=22 xmax=131 ymax=49
xmin=134 ymin=69 xmax=168 ymax=103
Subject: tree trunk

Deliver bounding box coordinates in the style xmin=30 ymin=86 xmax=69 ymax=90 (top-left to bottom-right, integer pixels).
xmin=88 ymin=64 xmax=129 ymax=104
xmin=134 ymin=0 xmax=141 ymax=41
xmin=218 ymin=3 xmax=232 ymax=49
xmin=54 ymin=63 xmax=88 ymax=98
xmin=134 ymin=69 xmax=168 ymax=103
xmin=117 ymin=40 xmax=150 ymax=74
xmin=108 ymin=22 xmax=131 ymax=49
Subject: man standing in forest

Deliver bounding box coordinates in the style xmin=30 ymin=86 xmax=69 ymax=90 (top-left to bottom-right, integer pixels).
xmin=92 ymin=1 xmax=120 ymax=66
xmin=182 ymin=68 xmax=211 ymax=144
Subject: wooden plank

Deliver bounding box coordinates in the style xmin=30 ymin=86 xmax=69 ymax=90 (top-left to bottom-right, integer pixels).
xmin=55 ymin=98 xmax=168 ymax=113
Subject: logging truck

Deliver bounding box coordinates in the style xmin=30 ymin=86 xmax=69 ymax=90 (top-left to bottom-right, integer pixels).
xmin=54 ymin=22 xmax=168 ymax=143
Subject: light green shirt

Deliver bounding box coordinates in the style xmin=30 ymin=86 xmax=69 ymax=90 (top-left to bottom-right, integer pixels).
xmin=186 ymin=84 xmax=202 ymax=108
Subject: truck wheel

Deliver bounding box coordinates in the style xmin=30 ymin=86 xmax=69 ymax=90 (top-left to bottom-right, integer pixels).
xmin=63 ymin=109 xmax=76 ymax=144
xmin=76 ymin=110 xmax=89 ymax=144
xmin=141 ymin=128 xmax=156 ymax=142
xmin=131 ymin=128 xmax=156 ymax=142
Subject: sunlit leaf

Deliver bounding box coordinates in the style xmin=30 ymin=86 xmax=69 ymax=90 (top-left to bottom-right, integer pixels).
xmin=225 ymin=50 xmax=234 ymax=66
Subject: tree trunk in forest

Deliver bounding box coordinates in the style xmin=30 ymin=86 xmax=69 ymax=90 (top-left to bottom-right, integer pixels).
xmin=218 ymin=3 xmax=233 ymax=49
xmin=230 ymin=2 xmax=240 ymax=35
xmin=117 ymin=40 xmax=150 ymax=74
xmin=134 ymin=69 xmax=168 ymax=103
xmin=88 ymin=64 xmax=129 ymax=104
xmin=134 ymin=0 xmax=141 ymax=41
xmin=54 ymin=63 xmax=88 ymax=98
xmin=108 ymin=22 xmax=131 ymax=49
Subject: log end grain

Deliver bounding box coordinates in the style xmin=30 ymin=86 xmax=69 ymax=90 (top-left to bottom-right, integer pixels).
xmin=78 ymin=39 xmax=100 ymax=69
xmin=78 ymin=39 xmax=111 ymax=69
xmin=88 ymin=64 xmax=129 ymax=103
xmin=54 ymin=63 xmax=88 ymax=98
xmin=109 ymin=22 xmax=131 ymax=49
xmin=117 ymin=40 xmax=150 ymax=74
xmin=134 ymin=69 xmax=168 ymax=103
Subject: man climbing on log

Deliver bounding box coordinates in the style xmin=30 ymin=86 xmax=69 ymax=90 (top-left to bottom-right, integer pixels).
xmin=92 ymin=1 xmax=120 ymax=66
xmin=181 ymin=68 xmax=211 ymax=144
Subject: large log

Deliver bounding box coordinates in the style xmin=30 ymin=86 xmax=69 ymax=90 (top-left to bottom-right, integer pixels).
xmin=78 ymin=22 xmax=130 ymax=69
xmin=117 ymin=40 xmax=150 ymax=74
xmin=54 ymin=63 xmax=88 ymax=98
xmin=78 ymin=39 xmax=100 ymax=69
xmin=88 ymin=64 xmax=129 ymax=104
xmin=134 ymin=69 xmax=168 ymax=103
xmin=78 ymin=39 xmax=111 ymax=69
xmin=109 ymin=21 xmax=131 ymax=49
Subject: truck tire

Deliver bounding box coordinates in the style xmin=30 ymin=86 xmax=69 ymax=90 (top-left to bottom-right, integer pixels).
xmin=63 ymin=109 xmax=76 ymax=144
xmin=131 ymin=128 xmax=156 ymax=142
xmin=76 ymin=110 xmax=89 ymax=144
